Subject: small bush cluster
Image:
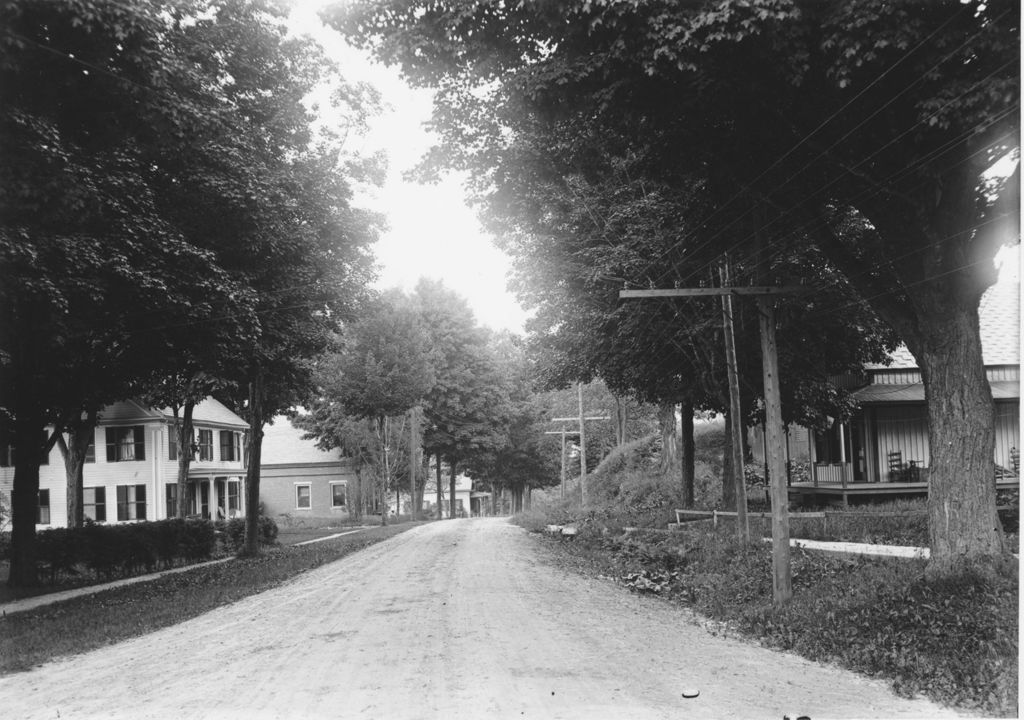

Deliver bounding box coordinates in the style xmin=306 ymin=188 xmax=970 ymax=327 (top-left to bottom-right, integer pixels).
xmin=32 ymin=519 xmax=219 ymax=582
xmin=217 ymin=515 xmax=279 ymax=554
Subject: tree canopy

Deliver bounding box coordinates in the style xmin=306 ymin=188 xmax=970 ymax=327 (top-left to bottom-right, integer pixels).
xmin=0 ymin=0 xmax=380 ymax=581
xmin=329 ymin=0 xmax=1020 ymax=572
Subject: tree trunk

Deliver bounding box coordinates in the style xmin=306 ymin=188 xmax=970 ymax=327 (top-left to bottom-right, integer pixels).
xmin=57 ymin=409 xmax=97 ymax=528
xmin=351 ymin=465 xmax=363 ymax=521
xmin=409 ymin=407 xmax=419 ymax=518
xmin=722 ymin=412 xmax=736 ymax=510
xmin=416 ymin=452 xmax=429 ymax=514
xmin=449 ymin=459 xmax=458 ymax=519
xmin=680 ymin=399 xmax=695 ymax=508
xmin=435 ymin=453 xmax=443 ymax=519
xmin=613 ymin=396 xmax=628 ymax=446
xmin=176 ymin=401 xmax=196 ymax=518
xmin=914 ymin=303 xmax=1004 ymax=574
xmin=377 ymin=416 xmax=389 ymax=527
xmin=242 ymin=373 xmax=266 ymax=557
xmin=658 ymin=402 xmax=679 ymax=477
xmin=8 ymin=407 xmax=47 ymax=586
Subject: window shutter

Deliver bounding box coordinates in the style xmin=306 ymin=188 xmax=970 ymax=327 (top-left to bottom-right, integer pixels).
xmin=220 ymin=431 xmax=230 ymax=460
xmin=105 ymin=428 xmax=116 ymax=462
xmin=133 ymin=426 xmax=145 ymax=461
xmin=137 ymin=484 xmax=147 ymax=519
xmin=117 ymin=485 xmax=127 ymax=521
xmin=96 ymin=487 xmax=106 ymax=522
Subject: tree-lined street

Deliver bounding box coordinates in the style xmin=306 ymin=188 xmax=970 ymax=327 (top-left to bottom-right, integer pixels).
xmin=0 ymin=519 xmax=963 ymax=719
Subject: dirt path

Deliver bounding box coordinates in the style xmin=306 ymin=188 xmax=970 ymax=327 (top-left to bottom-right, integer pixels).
xmin=0 ymin=518 xmax=968 ymax=719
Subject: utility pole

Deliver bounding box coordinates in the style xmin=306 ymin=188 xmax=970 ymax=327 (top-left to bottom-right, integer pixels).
xmin=577 ymin=383 xmax=587 ymax=505
xmin=620 ymin=284 xmax=803 ymax=606
xmin=719 ymin=263 xmax=749 ymax=543
xmin=756 ymin=296 xmax=792 ymax=603
xmin=544 ymin=428 xmax=578 ymax=499
xmin=548 ymin=409 xmax=611 ymax=505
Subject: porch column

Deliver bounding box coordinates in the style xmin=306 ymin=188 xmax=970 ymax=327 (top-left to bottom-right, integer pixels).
xmin=864 ymin=409 xmax=877 ymax=483
xmin=839 ymin=424 xmax=848 ymax=487
xmin=211 ymin=479 xmax=220 ymax=521
xmin=809 ymin=429 xmax=818 ymax=486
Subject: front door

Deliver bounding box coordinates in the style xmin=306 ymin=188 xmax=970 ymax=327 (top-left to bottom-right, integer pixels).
xmin=199 ymin=481 xmax=210 ymax=519
xmin=215 ymin=478 xmax=226 ymax=519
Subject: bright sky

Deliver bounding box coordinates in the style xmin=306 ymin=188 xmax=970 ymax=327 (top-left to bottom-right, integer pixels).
xmin=287 ymin=3 xmax=530 ymax=334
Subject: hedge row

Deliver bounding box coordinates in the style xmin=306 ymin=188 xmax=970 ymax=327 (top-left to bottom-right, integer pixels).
xmin=17 ymin=515 xmax=278 ymax=583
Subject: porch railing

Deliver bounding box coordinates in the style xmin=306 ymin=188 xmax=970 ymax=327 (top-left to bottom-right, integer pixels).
xmin=811 ymin=462 xmax=852 ymax=488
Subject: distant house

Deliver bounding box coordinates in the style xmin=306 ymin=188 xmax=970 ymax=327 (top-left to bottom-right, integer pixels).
xmin=418 ymin=471 xmax=474 ymax=518
xmin=258 ymin=416 xmax=357 ymax=520
xmin=790 ymin=278 xmax=1020 ymax=505
xmin=0 ymin=397 xmax=249 ymax=529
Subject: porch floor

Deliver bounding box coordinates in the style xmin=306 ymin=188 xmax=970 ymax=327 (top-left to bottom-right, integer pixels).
xmin=787 ymin=477 xmax=1019 ymax=505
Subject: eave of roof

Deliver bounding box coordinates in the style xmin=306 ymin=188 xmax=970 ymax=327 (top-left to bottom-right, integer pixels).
xmin=853 ymin=379 xmax=1020 ymax=404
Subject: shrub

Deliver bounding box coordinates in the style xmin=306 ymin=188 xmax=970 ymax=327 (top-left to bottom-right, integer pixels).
xmin=35 ymin=528 xmax=81 ymax=582
xmin=180 ymin=519 xmax=216 ymax=561
xmin=219 ymin=515 xmax=279 ymax=554
xmin=82 ymin=520 xmax=126 ymax=580
xmin=122 ymin=523 xmax=158 ymax=575
xmin=154 ymin=519 xmax=186 ymax=568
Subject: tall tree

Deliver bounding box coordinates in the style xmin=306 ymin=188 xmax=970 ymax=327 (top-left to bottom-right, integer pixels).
xmin=414 ymin=280 xmax=510 ymax=518
xmin=0 ymin=0 xmax=252 ymax=583
xmin=0 ymin=0 xmax=381 ymax=580
xmin=299 ymin=294 xmax=435 ymax=524
xmin=330 ymin=0 xmax=1018 ymax=573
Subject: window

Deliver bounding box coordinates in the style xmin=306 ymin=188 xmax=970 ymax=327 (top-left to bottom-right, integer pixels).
xmin=37 ymin=489 xmax=50 ymax=524
xmin=105 ymin=426 xmax=145 ymax=462
xmin=116 ymin=484 xmax=147 ymax=521
xmin=84 ymin=487 xmax=106 ymax=522
xmin=331 ymin=483 xmax=347 ymax=508
xmin=1 ymin=430 xmax=54 ymax=466
xmin=165 ymin=484 xmax=179 ymax=518
xmin=168 ymin=429 xmax=200 ymax=461
xmin=227 ymin=480 xmax=240 ymax=514
xmin=84 ymin=434 xmax=95 ymax=463
xmin=197 ymin=429 xmax=213 ymax=461
xmin=219 ymin=431 xmax=241 ymax=462
xmin=295 ymin=484 xmax=311 ymax=509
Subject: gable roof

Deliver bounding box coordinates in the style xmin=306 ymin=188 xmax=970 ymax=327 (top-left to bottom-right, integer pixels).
xmin=867 ymin=278 xmax=1020 ymax=370
xmin=156 ymin=397 xmax=247 ymax=429
xmin=261 ymin=415 xmax=345 ymax=466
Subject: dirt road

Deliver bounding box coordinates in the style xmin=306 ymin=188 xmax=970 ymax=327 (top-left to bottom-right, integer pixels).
xmin=0 ymin=518 xmax=967 ymax=719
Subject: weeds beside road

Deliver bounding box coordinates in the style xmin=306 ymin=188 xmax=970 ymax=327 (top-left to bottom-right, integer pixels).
xmin=0 ymin=522 xmax=422 ymax=675
xmin=516 ymin=511 xmax=1018 ymax=717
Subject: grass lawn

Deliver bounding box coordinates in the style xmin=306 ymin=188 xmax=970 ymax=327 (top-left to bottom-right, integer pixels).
xmin=0 ymin=522 xmax=423 ymax=675
xmin=276 ymin=525 xmax=373 ymax=546
xmin=519 ymin=516 xmax=1018 ymax=717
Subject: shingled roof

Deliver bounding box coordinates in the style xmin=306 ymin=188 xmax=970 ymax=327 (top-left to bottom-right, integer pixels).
xmin=261 ymin=415 xmax=345 ymax=466
xmin=867 ymin=277 xmax=1020 ymax=370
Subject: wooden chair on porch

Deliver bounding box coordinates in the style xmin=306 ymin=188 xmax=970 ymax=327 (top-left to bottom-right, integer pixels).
xmin=997 ymin=447 xmax=1020 ymax=481
xmin=887 ymin=451 xmax=904 ymax=483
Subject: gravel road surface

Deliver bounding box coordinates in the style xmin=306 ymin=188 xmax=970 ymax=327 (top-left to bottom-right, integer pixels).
xmin=0 ymin=517 xmax=968 ymax=719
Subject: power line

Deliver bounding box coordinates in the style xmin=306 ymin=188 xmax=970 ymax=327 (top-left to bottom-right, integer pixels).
xmin=642 ymin=5 xmax=1015 ymax=291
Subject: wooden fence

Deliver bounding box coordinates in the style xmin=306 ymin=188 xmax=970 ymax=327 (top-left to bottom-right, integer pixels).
xmin=674 ymin=506 xmax=1016 ymax=532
